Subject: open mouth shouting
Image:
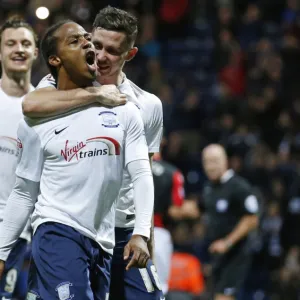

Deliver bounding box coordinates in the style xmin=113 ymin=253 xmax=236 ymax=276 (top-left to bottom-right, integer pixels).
xmin=85 ymin=49 xmax=96 ymax=73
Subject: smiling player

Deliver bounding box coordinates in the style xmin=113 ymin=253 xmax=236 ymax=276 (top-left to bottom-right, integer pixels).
xmin=0 ymin=17 xmax=37 ymax=299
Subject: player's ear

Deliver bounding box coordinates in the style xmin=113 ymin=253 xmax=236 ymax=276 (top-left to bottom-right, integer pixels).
xmin=33 ymin=47 xmax=39 ymax=61
xmin=125 ymin=47 xmax=138 ymax=62
xmin=48 ymin=55 xmax=61 ymax=68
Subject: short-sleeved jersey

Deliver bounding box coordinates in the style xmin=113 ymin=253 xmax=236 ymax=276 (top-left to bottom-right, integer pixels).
xmin=16 ymin=102 xmax=148 ymax=254
xmin=0 ymin=85 xmax=34 ymax=241
xmin=203 ymin=170 xmax=259 ymax=243
xmin=36 ymin=75 xmax=163 ymax=228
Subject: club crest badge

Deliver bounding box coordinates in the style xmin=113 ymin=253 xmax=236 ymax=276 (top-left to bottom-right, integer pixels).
xmin=99 ymin=111 xmax=119 ymax=128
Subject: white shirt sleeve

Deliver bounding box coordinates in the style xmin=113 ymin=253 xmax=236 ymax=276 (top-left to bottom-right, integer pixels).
xmin=124 ymin=103 xmax=149 ymax=166
xmin=127 ymin=159 xmax=154 ymax=239
xmin=145 ymin=96 xmax=163 ymax=153
xmin=0 ymin=177 xmax=39 ymax=261
xmin=36 ymin=74 xmax=56 ymax=90
xmin=16 ymin=119 xmax=44 ymax=182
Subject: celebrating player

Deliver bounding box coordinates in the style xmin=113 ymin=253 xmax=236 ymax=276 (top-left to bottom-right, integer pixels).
xmin=23 ymin=6 xmax=164 ymax=300
xmin=0 ymin=20 xmax=154 ymax=300
xmin=0 ymin=17 xmax=38 ymax=298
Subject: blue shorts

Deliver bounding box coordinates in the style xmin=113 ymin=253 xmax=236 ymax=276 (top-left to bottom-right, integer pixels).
xmin=109 ymin=227 xmax=163 ymax=300
xmin=27 ymin=222 xmax=112 ymax=300
xmin=0 ymin=238 xmax=27 ymax=298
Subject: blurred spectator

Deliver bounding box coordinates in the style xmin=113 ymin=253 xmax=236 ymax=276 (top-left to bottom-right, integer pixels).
xmin=282 ymin=0 xmax=300 ymax=27
xmin=168 ymin=251 xmax=205 ymax=298
xmin=144 ymin=58 xmax=165 ymax=94
xmin=158 ymin=0 xmax=190 ymax=39
xmin=138 ymin=14 xmax=160 ymax=58
xmin=281 ymin=174 xmax=300 ymax=250
xmin=214 ymin=6 xmax=237 ymax=37
xmin=214 ymin=29 xmax=239 ymax=71
xmin=273 ymin=247 xmax=300 ymax=299
xmin=239 ymin=4 xmax=262 ymax=49
xmin=168 ymin=222 xmax=206 ymax=299
xmin=219 ymin=48 xmax=246 ymax=96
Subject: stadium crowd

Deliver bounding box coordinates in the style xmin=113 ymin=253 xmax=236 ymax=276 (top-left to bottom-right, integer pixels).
xmin=2 ymin=0 xmax=300 ymax=299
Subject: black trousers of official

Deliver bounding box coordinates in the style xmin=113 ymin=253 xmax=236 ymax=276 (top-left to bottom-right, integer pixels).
xmin=211 ymin=244 xmax=252 ymax=298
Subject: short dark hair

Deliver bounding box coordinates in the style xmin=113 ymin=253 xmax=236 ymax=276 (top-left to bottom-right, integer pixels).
xmin=93 ymin=6 xmax=138 ymax=47
xmin=40 ymin=20 xmax=73 ymax=82
xmin=0 ymin=16 xmax=38 ymax=46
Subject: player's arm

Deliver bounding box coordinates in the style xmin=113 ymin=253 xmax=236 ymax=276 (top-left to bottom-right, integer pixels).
xmin=222 ymin=212 xmax=258 ymax=247
xmin=123 ymin=103 xmax=154 ymax=270
xmin=0 ymin=177 xmax=39 ymax=278
xmin=209 ymin=186 xmax=259 ymax=254
xmin=22 ymin=75 xmax=127 ymax=118
xmin=147 ymin=153 xmax=156 ymax=260
xmin=0 ymin=120 xmax=43 ymax=277
xmin=144 ymin=96 xmax=163 ymax=260
xmin=223 ymin=193 xmax=259 ymax=247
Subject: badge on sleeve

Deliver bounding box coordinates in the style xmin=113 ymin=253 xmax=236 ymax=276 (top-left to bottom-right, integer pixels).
xmin=245 ymin=195 xmax=259 ymax=213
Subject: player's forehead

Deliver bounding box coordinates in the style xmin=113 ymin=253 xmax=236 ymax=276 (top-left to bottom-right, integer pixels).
xmin=92 ymin=28 xmax=126 ymax=46
xmin=1 ymin=27 xmax=35 ymax=44
xmin=57 ymin=22 xmax=89 ymax=42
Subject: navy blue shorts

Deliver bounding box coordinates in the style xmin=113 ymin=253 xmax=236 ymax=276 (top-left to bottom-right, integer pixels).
xmin=0 ymin=238 xmax=27 ymax=298
xmin=27 ymin=222 xmax=112 ymax=300
xmin=109 ymin=227 xmax=163 ymax=300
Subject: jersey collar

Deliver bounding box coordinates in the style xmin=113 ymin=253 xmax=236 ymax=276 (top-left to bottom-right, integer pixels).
xmin=93 ymin=74 xmax=139 ymax=106
xmin=118 ymin=75 xmax=139 ymax=106
xmin=220 ymin=169 xmax=234 ymax=183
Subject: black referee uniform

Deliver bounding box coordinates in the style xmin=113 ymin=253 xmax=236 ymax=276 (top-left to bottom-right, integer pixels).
xmin=203 ymin=169 xmax=260 ymax=296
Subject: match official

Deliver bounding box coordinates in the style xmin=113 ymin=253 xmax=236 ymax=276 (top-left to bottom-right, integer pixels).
xmin=202 ymin=144 xmax=260 ymax=300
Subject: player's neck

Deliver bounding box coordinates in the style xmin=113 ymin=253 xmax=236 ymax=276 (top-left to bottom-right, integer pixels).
xmin=57 ymin=70 xmax=93 ymax=90
xmin=57 ymin=79 xmax=82 ymax=91
xmin=97 ymin=71 xmax=125 ymax=87
xmin=0 ymin=71 xmax=31 ymax=97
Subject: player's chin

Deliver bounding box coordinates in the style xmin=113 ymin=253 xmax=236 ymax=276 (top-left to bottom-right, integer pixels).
xmin=207 ymin=172 xmax=220 ymax=181
xmin=86 ymin=62 xmax=96 ymax=76
xmin=8 ymin=64 xmax=29 ymax=73
xmin=97 ymin=66 xmax=111 ymax=76
xmin=84 ymin=68 xmax=96 ymax=80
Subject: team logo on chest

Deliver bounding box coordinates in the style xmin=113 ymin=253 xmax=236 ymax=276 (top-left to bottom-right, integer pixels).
xmin=99 ymin=111 xmax=119 ymax=128
xmin=60 ymin=137 xmax=120 ymax=162
xmin=216 ymin=199 xmax=228 ymax=212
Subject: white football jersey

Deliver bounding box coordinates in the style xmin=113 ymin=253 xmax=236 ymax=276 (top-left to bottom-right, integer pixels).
xmin=36 ymin=75 xmax=163 ymax=228
xmin=16 ymin=102 xmax=148 ymax=254
xmin=116 ymin=77 xmax=163 ymax=228
xmin=0 ymin=85 xmax=34 ymax=241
